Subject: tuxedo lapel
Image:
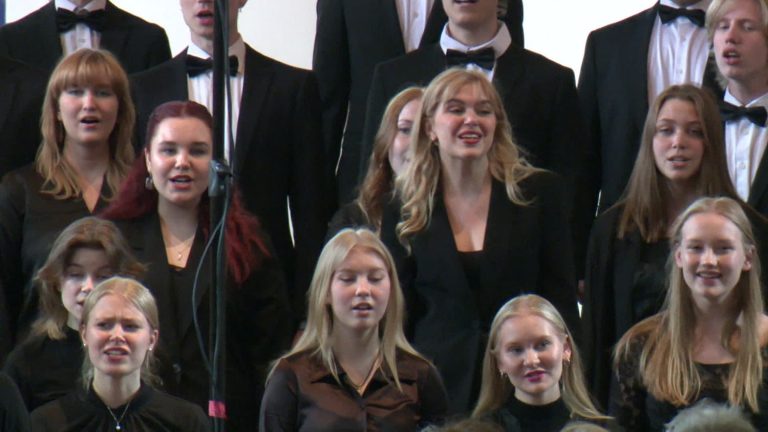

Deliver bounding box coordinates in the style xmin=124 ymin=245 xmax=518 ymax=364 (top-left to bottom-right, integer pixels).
xmin=233 ymin=47 xmax=273 ymax=176
xmin=626 ymin=6 xmax=658 ymax=137
xmin=33 ymin=3 xmax=64 ymax=70
xmin=482 ymin=181 xmax=517 ymax=296
xmin=492 ymin=45 xmax=526 ymax=99
xmin=100 ymin=3 xmax=129 ymax=58
xmin=748 ymin=139 xmax=768 ymax=211
xmin=421 ymin=1 xmax=447 ymax=47
xmin=0 ymin=70 xmax=17 ymax=134
xmin=379 ymin=0 xmax=407 ymax=53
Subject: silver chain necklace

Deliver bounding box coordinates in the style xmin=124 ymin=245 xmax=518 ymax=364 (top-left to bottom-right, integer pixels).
xmin=105 ymin=399 xmax=131 ymax=431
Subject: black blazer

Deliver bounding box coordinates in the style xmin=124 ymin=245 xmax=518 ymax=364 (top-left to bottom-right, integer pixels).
xmin=0 ymin=1 xmax=171 ymax=74
xmin=578 ymin=4 xmax=722 ymax=213
xmin=381 ymin=173 xmax=580 ymax=414
xmin=313 ymin=0 xmax=524 ymax=203
xmin=114 ymin=212 xmax=292 ymax=432
xmin=131 ymin=46 xmax=332 ymax=319
xmin=365 ymin=43 xmax=590 ymax=271
xmin=0 ymin=56 xmax=45 ymax=178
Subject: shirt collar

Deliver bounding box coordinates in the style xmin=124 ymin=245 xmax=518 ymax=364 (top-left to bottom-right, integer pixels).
xmin=724 ymin=88 xmax=768 ymax=109
xmin=55 ymin=0 xmax=107 ymax=12
xmin=659 ymin=0 xmax=712 ymax=12
xmin=439 ymin=21 xmax=512 ymax=58
xmin=187 ymin=37 xmax=246 ymax=75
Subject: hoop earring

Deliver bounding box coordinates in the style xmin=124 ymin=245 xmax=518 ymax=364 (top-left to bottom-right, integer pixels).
xmin=145 ymin=174 xmax=154 ymax=190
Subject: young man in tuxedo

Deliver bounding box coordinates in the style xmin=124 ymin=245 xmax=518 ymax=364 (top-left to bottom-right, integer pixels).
xmin=709 ymin=0 xmax=768 ymax=214
xmin=132 ymin=0 xmax=331 ymax=331
xmin=314 ymin=0 xmax=524 ymax=203
xmin=0 ymin=0 xmax=170 ymax=74
xmin=579 ymin=0 xmax=723 ymax=214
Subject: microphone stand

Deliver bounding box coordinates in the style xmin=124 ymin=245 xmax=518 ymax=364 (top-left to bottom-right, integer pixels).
xmin=208 ymin=0 xmax=230 ymax=430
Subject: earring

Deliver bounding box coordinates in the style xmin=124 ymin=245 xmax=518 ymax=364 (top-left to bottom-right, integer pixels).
xmin=499 ymin=370 xmax=507 ymax=379
xmin=145 ymin=174 xmax=154 ymax=190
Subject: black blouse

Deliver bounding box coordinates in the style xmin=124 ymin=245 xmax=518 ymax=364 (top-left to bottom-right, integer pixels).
xmin=487 ymin=396 xmax=571 ymax=432
xmin=4 ymin=327 xmax=83 ymax=411
xmin=30 ymin=384 xmax=209 ymax=432
xmin=260 ymin=349 xmax=448 ymax=431
xmin=615 ymin=334 xmax=768 ymax=431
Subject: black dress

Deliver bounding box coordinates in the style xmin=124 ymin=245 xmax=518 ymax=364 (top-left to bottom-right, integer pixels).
xmin=4 ymin=327 xmax=83 ymax=411
xmin=30 ymin=384 xmax=209 ymax=432
xmin=0 ymin=165 xmax=108 ymax=353
xmin=615 ymin=335 xmax=768 ymax=431
xmin=0 ymin=372 xmax=30 ymax=432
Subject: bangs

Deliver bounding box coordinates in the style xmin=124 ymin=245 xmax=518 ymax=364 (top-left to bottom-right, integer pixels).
xmin=50 ymin=51 xmax=125 ymax=96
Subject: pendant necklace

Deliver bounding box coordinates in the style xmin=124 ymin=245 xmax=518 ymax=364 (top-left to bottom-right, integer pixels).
xmin=106 ymin=399 xmax=131 ymax=431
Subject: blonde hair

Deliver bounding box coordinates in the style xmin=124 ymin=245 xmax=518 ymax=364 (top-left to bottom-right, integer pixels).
xmin=706 ymin=0 xmax=768 ymax=89
xmin=473 ymin=294 xmax=609 ymax=421
xmin=615 ymin=197 xmax=764 ymax=412
xmin=396 ymin=68 xmax=540 ymax=244
xmin=80 ymin=277 xmax=160 ymax=388
xmin=33 ymin=217 xmax=145 ymax=340
xmin=356 ymin=86 xmax=423 ymax=230
xmin=616 ymin=84 xmax=739 ymax=242
xmin=37 ymin=48 xmax=135 ymax=201
xmin=270 ymin=228 xmax=424 ymax=390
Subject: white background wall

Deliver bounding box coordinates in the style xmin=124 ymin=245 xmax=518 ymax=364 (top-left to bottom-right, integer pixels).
xmin=8 ymin=0 xmax=657 ymax=78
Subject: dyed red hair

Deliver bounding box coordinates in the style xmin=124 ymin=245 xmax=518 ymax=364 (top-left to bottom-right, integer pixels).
xmin=101 ymin=101 xmax=270 ymax=283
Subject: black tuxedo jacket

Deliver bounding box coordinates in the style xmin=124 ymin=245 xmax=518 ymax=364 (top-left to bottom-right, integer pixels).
xmin=741 ymin=130 xmax=768 ymax=215
xmin=131 ymin=46 xmax=331 ymax=318
xmin=313 ymin=0 xmax=524 ymax=202
xmin=578 ymin=4 xmax=722 ymax=213
xmin=381 ymin=174 xmax=580 ymax=414
xmin=114 ymin=213 xmax=292 ymax=431
xmin=0 ymin=1 xmax=171 ymax=74
xmin=0 ymin=56 xmax=45 ymax=178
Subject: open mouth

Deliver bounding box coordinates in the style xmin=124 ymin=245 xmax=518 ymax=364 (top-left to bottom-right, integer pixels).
xmin=352 ymin=303 xmax=373 ymax=312
xmin=80 ymin=116 xmax=100 ymax=125
xmin=170 ymin=176 xmax=192 ymax=184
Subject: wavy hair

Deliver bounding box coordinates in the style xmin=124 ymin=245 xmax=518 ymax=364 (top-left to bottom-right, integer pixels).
xmin=356 ymin=86 xmax=423 ymax=230
xmin=615 ymin=197 xmax=764 ymax=412
xmin=33 ymin=217 xmax=145 ymax=340
xmin=271 ymin=228 xmax=424 ymax=390
xmin=80 ymin=277 xmax=160 ymax=388
xmin=37 ymin=49 xmax=135 ymax=201
xmin=616 ymin=84 xmax=739 ymax=242
xmin=396 ymin=68 xmax=540 ymax=244
xmin=473 ymin=294 xmax=609 ymax=421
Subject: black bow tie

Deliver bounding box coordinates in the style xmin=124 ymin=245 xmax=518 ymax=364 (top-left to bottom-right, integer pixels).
xmin=186 ymin=55 xmax=240 ymax=77
xmin=445 ymin=48 xmax=496 ymax=71
xmin=56 ymin=8 xmax=106 ymax=33
xmin=658 ymin=5 xmax=706 ymax=27
xmin=720 ymin=101 xmax=768 ymax=126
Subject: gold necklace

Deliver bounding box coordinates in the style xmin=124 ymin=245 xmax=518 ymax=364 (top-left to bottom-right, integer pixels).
xmin=346 ymin=354 xmax=381 ymax=394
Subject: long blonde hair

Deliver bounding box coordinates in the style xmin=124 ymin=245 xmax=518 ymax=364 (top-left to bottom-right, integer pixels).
xmin=473 ymin=294 xmax=608 ymax=421
xmin=615 ymin=197 xmax=764 ymax=412
xmin=396 ymin=68 xmax=540 ymax=244
xmin=269 ymin=228 xmax=424 ymax=390
xmin=616 ymin=84 xmax=738 ymax=242
xmin=37 ymin=49 xmax=135 ymax=201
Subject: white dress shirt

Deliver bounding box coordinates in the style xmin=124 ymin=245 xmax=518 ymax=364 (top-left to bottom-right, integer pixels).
xmin=439 ymin=22 xmax=512 ymax=81
xmin=395 ymin=0 xmax=435 ymax=52
xmin=647 ymin=0 xmax=711 ymax=105
xmin=55 ymin=0 xmax=106 ymax=55
xmin=187 ymin=38 xmax=245 ymax=163
xmin=724 ymin=89 xmax=768 ymax=201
